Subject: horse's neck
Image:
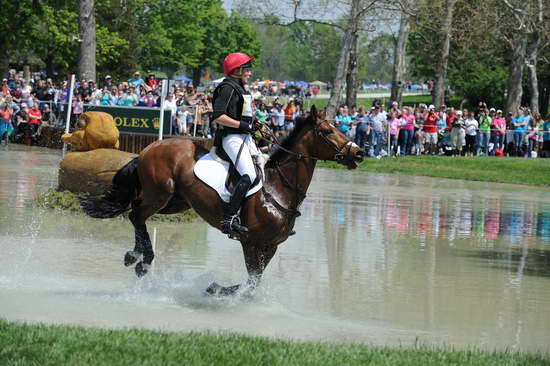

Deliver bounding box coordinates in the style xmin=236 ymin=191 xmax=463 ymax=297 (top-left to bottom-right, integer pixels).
xmin=266 ymin=131 xmax=317 ymax=209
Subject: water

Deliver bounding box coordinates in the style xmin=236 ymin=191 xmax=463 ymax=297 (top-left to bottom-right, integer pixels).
xmin=1 ymin=144 xmax=550 ymax=353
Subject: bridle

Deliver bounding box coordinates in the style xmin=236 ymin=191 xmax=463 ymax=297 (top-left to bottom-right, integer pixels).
xmin=258 ymin=117 xmax=358 ymax=223
xmin=260 ymin=119 xmax=355 ymax=164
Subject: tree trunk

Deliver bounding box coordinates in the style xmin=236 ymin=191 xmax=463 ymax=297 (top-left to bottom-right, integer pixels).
xmin=433 ymin=0 xmax=456 ymax=108
xmin=526 ymin=36 xmax=540 ymax=115
xmin=390 ymin=4 xmax=411 ymax=106
xmin=78 ymin=0 xmax=96 ymax=82
xmin=0 ymin=40 xmax=9 ymax=79
xmin=192 ymin=67 xmax=202 ymax=88
xmin=326 ymin=0 xmax=361 ymax=119
xmin=505 ymin=34 xmax=527 ymax=114
xmin=345 ymin=32 xmax=359 ymax=108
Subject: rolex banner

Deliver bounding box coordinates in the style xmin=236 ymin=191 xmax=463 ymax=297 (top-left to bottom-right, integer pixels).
xmin=84 ymin=105 xmax=172 ymax=135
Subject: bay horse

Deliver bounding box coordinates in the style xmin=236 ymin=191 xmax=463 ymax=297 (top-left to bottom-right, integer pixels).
xmin=82 ymin=106 xmax=364 ymax=295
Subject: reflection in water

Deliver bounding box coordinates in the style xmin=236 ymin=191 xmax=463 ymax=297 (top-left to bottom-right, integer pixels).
xmin=2 ymin=146 xmax=550 ymax=353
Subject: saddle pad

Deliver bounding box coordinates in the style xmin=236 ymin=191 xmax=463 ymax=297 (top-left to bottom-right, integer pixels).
xmin=194 ymin=147 xmax=263 ymax=203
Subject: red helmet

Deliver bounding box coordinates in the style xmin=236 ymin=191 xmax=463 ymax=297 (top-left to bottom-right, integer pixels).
xmin=223 ymin=52 xmax=254 ymax=75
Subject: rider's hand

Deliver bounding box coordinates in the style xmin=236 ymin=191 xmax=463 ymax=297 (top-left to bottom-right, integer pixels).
xmin=239 ymin=118 xmax=260 ymax=133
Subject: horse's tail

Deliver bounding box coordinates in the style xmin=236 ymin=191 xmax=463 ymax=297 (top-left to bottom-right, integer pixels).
xmin=81 ymin=157 xmax=141 ymax=218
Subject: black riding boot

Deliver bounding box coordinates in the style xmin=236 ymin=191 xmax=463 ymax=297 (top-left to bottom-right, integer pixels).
xmin=221 ymin=175 xmax=252 ymax=236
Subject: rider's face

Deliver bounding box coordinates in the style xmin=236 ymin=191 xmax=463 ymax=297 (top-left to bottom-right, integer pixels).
xmin=240 ymin=67 xmax=252 ymax=84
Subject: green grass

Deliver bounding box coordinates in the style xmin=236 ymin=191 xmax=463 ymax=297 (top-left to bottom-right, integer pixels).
xmin=35 ymin=189 xmax=199 ymax=222
xmin=320 ymin=156 xmax=550 ymax=187
xmin=0 ymin=319 xmax=547 ymax=366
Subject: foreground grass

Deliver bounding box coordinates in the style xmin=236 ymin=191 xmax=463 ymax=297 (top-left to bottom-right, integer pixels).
xmin=320 ymin=156 xmax=550 ymax=187
xmin=0 ymin=320 xmax=547 ymax=366
xmin=35 ymin=189 xmax=199 ymax=222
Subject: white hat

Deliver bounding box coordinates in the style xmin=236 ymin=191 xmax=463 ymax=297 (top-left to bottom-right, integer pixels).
xmin=429 ymin=104 xmax=435 ymax=109
xmin=496 ymin=109 xmax=502 ymax=113
xmin=490 ymin=108 xmax=496 ymax=112
xmin=105 ymin=75 xmax=112 ymax=79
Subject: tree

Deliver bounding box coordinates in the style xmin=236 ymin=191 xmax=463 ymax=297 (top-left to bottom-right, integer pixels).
xmin=499 ymin=0 xmax=548 ymax=114
xmin=78 ymin=0 xmax=96 ymax=82
xmin=0 ymin=0 xmax=42 ymax=77
xmin=190 ymin=9 xmax=261 ymax=86
xmin=390 ymin=0 xmax=413 ymax=105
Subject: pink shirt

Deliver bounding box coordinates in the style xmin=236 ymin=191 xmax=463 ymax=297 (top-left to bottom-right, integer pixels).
xmin=492 ymin=117 xmax=506 ymax=135
xmin=389 ymin=118 xmax=401 ymax=135
xmin=402 ymin=114 xmax=415 ymax=130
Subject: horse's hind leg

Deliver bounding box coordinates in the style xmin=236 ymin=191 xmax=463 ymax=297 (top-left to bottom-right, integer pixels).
xmin=126 ymin=191 xmax=172 ymax=277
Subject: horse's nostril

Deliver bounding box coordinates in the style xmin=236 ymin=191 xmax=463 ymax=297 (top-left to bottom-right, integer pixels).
xmin=356 ymin=150 xmax=365 ymax=158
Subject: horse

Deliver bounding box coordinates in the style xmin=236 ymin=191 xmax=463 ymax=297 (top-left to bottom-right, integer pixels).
xmin=82 ymin=106 xmax=364 ymax=295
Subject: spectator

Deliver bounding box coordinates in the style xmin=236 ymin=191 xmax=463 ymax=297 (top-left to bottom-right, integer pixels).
xmin=27 ymin=103 xmax=42 ymax=136
xmin=423 ymin=104 xmax=439 ymax=155
xmin=270 ymin=103 xmax=285 ymax=136
xmin=399 ymin=106 xmax=415 ymax=156
xmin=0 ymin=102 xmax=14 ymax=145
xmin=283 ymin=99 xmax=296 ymax=131
xmin=128 ymin=72 xmax=145 ymax=94
xmin=388 ymin=111 xmax=401 ymax=156
xmin=450 ymin=110 xmax=465 ymax=156
xmin=146 ymin=73 xmax=159 ymax=92
xmin=478 ymin=110 xmax=491 ymax=155
xmin=512 ymin=108 xmax=528 ymax=156
xmin=354 ymin=106 xmax=369 ymax=151
xmin=103 ymin=75 xmax=114 ymax=90
xmin=336 ymin=106 xmax=352 ymax=137
xmin=543 ymin=114 xmax=550 ymax=157
xmin=371 ymin=106 xmax=386 ymax=158
xmin=72 ymin=95 xmax=83 ymax=127
xmin=491 ymin=110 xmax=506 ymax=155
xmin=527 ymin=113 xmax=543 ymax=157
xmin=464 ymin=111 xmax=478 ymax=157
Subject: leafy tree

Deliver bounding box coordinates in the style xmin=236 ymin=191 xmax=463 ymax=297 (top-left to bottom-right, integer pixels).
xmin=189 ymin=8 xmax=262 ymax=86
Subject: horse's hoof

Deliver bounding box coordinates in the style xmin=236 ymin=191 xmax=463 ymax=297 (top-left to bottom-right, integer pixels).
xmin=135 ymin=261 xmax=150 ymax=277
xmin=205 ymin=282 xmax=241 ymax=296
xmin=124 ymin=251 xmax=141 ymax=267
xmin=205 ymin=282 xmax=222 ymax=295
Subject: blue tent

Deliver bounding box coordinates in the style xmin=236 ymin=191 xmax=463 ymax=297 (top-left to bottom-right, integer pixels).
xmin=175 ymin=75 xmax=192 ymax=82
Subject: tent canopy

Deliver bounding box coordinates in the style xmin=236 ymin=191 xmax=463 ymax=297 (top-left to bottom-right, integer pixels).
xmin=310 ymin=80 xmax=327 ymax=86
xmin=175 ymin=75 xmax=192 ymax=82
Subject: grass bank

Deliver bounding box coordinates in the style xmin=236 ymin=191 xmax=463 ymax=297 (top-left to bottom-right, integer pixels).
xmin=35 ymin=189 xmax=199 ymax=222
xmin=0 ymin=320 xmax=547 ymax=366
xmin=320 ymin=156 xmax=550 ymax=187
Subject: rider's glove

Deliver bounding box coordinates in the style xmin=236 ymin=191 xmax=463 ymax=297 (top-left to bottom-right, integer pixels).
xmin=239 ymin=117 xmax=260 ymax=133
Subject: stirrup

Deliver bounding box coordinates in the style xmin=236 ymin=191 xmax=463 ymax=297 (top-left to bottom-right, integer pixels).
xmin=221 ymin=215 xmax=248 ymax=237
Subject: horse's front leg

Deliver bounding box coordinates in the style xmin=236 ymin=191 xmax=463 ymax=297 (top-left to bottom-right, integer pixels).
xmin=206 ymin=243 xmax=278 ymax=296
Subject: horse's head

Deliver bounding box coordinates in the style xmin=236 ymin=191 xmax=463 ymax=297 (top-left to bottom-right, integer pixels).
xmin=307 ymin=105 xmax=364 ymax=169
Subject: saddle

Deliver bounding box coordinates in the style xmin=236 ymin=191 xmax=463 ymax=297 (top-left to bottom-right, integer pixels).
xmin=193 ymin=146 xmax=265 ymax=203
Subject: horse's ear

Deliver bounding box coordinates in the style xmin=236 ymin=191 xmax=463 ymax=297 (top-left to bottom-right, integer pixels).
xmin=310 ymin=105 xmax=318 ymax=121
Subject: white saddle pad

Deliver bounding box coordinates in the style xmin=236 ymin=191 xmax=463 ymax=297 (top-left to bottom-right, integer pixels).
xmin=194 ymin=147 xmax=264 ymax=203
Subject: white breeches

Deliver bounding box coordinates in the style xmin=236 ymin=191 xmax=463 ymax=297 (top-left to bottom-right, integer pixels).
xmin=222 ymin=133 xmax=259 ymax=182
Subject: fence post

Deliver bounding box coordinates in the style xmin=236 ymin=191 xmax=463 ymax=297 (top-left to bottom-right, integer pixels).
xmin=62 ymin=74 xmax=76 ymax=154
xmin=158 ymin=80 xmax=167 ymax=141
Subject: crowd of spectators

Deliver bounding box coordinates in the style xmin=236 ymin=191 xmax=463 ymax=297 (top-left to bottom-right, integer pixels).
xmin=331 ymin=101 xmax=550 ymax=159
xmin=1 ymin=68 xmax=549 ymax=159
xmin=0 ymin=70 xmax=215 ymax=145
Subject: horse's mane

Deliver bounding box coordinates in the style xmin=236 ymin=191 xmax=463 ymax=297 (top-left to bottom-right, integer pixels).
xmin=266 ymin=115 xmax=312 ymax=167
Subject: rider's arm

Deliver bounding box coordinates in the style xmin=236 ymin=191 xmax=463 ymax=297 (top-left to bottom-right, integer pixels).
xmin=214 ymin=114 xmax=241 ymax=129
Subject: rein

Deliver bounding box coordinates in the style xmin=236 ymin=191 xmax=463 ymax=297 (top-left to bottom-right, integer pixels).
xmin=256 ymin=120 xmax=355 ymax=224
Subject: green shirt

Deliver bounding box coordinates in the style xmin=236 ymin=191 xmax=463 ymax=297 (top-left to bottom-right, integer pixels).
xmin=479 ymin=116 xmax=491 ymax=132
xmin=255 ymin=109 xmax=268 ymax=123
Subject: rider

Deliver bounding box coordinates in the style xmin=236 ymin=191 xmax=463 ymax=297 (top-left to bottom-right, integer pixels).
xmin=212 ymin=52 xmax=260 ymax=236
